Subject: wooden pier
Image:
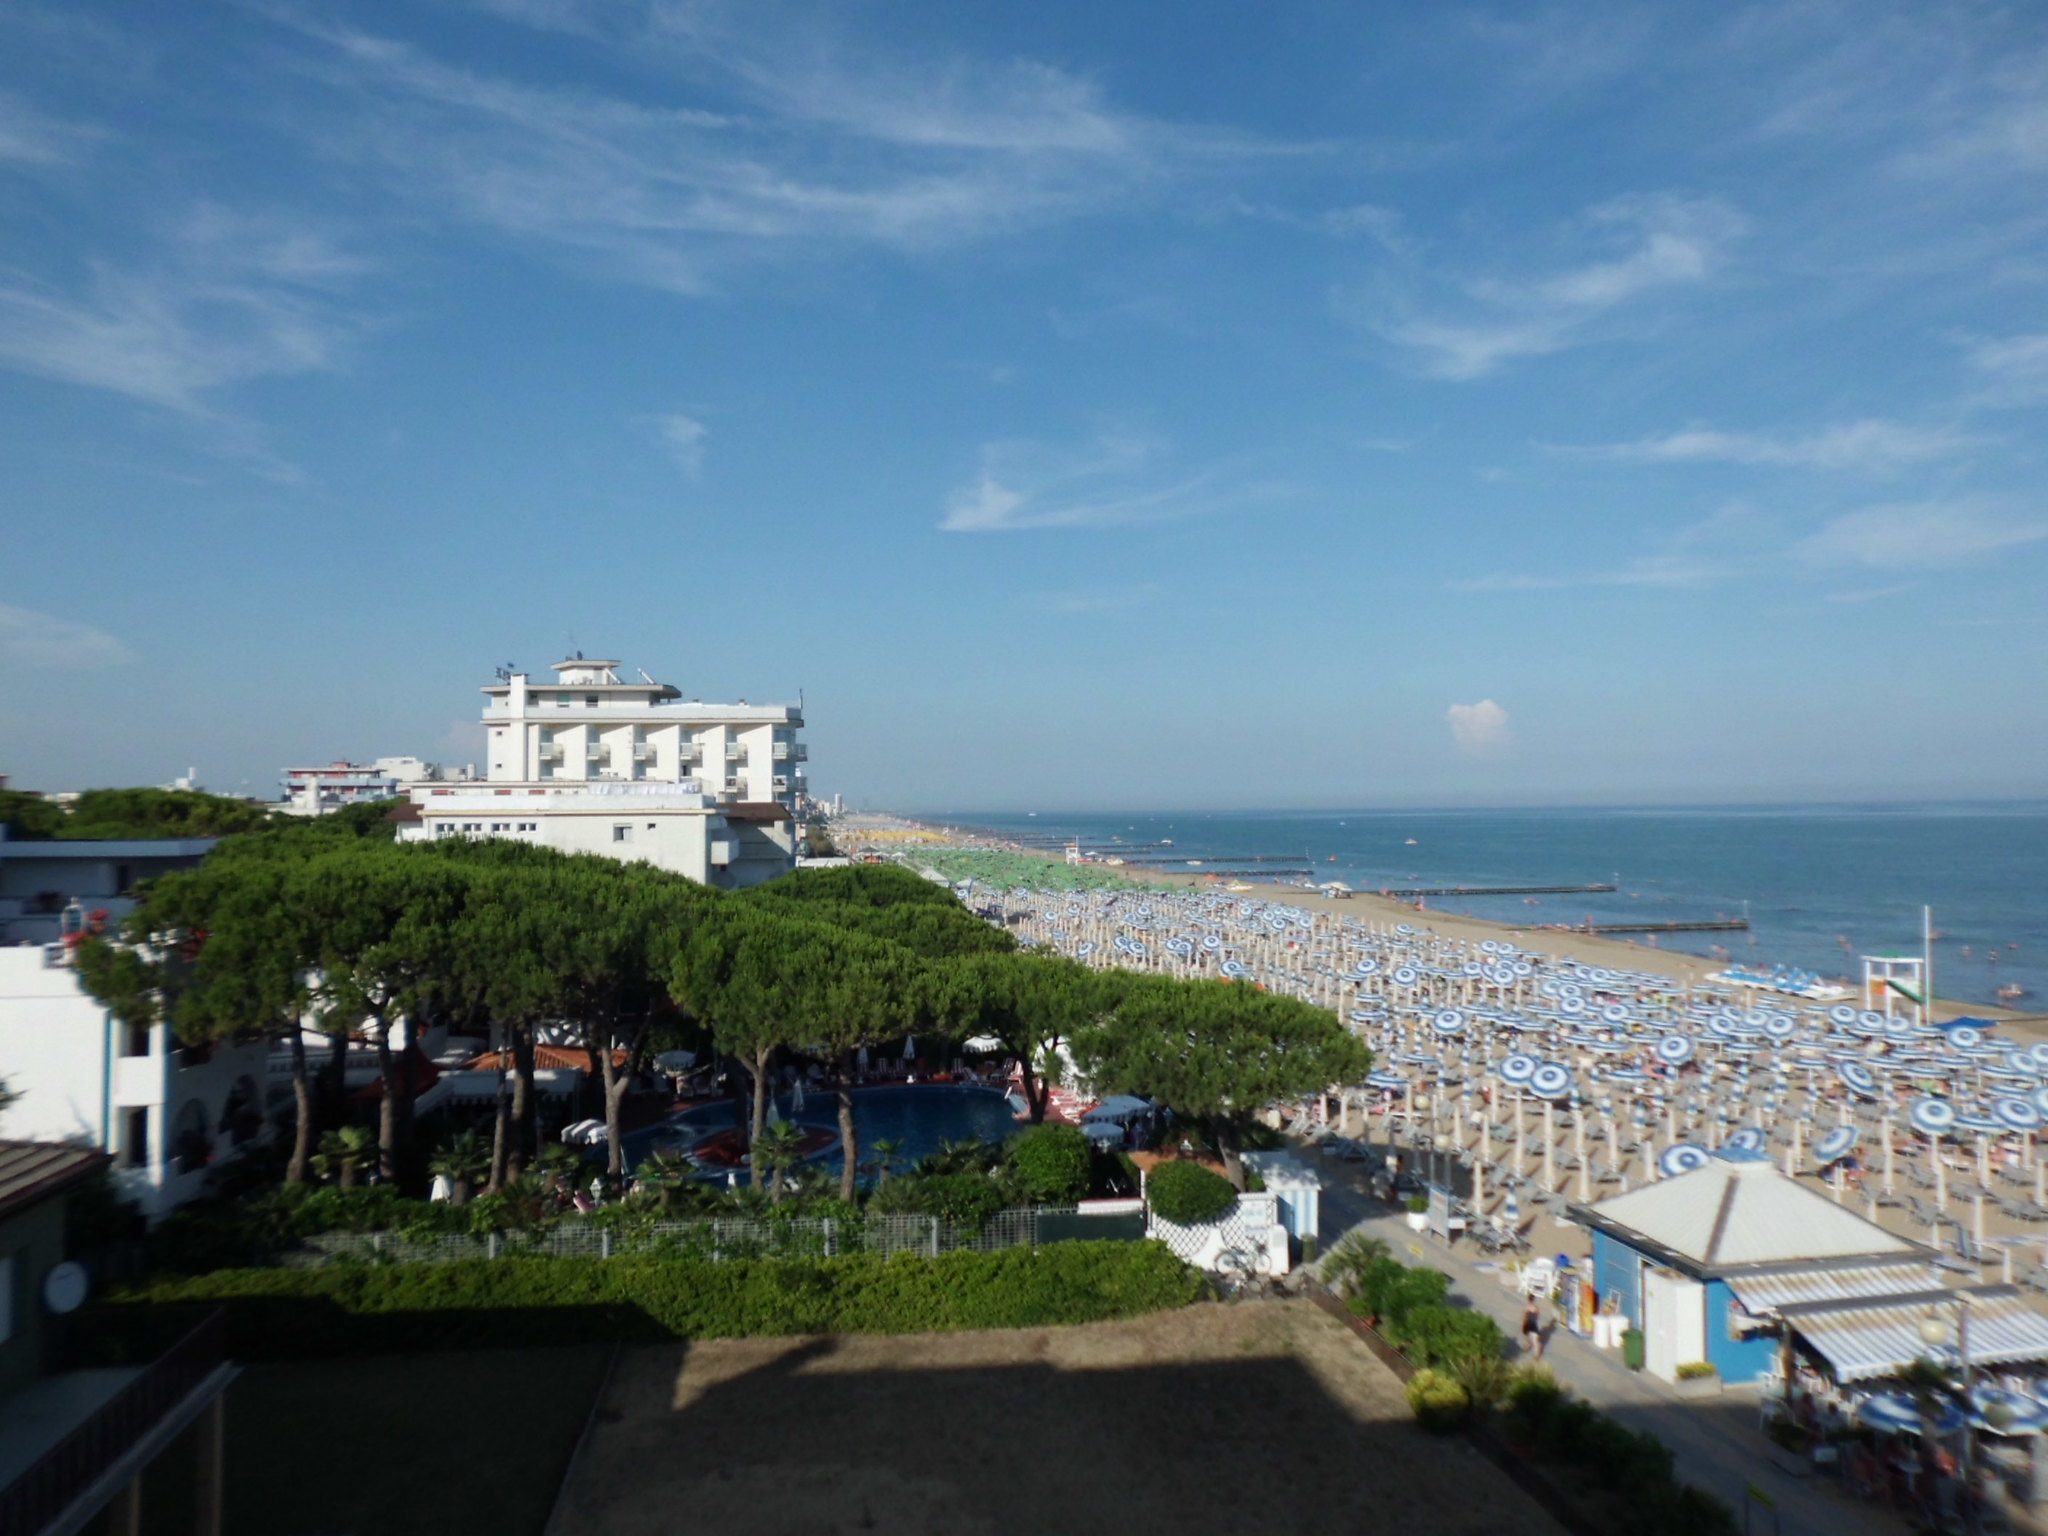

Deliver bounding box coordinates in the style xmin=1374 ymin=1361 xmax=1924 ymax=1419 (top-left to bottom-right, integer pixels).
xmin=1576 ymin=919 xmax=1749 ymax=935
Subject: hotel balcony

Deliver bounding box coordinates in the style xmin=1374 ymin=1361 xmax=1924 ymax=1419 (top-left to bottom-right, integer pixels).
xmin=771 ymin=743 xmax=808 ymax=762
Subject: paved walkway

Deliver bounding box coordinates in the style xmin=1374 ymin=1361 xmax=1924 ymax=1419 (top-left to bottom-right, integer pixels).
xmin=1309 ymin=1150 xmax=1917 ymax=1536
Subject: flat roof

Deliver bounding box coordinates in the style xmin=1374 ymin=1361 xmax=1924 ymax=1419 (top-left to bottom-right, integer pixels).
xmin=0 ymin=838 xmax=218 ymax=859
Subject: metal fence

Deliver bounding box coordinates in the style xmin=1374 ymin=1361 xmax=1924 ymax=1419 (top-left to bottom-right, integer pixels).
xmin=0 ymin=1308 xmax=230 ymax=1536
xmin=286 ymin=1207 xmax=1080 ymax=1266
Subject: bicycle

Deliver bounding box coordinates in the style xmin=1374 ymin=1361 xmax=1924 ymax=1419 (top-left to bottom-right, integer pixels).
xmin=1216 ymin=1244 xmax=1275 ymax=1301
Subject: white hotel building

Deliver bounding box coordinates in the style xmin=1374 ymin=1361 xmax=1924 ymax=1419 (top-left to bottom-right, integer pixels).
xmin=396 ymin=655 xmax=807 ymax=888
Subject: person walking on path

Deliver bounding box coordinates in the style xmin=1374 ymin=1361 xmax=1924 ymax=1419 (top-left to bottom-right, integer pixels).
xmin=1521 ymin=1296 xmax=1545 ymax=1359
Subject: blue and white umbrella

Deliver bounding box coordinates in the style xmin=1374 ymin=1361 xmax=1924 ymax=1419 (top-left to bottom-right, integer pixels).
xmin=1909 ymin=1098 xmax=1957 ymax=1136
xmin=1829 ymin=1003 xmax=1860 ymax=1026
xmin=1529 ymin=1062 xmax=1574 ymax=1100
xmin=1972 ymin=1387 xmax=2048 ymax=1435
xmin=1724 ymin=1126 xmax=1767 ymax=1154
xmin=1813 ymin=1125 xmax=1859 ymax=1163
xmin=1838 ymin=1061 xmax=1879 ymax=1097
xmin=1857 ymin=1394 xmax=1963 ymax=1435
xmin=1764 ymin=1015 xmax=1798 ymax=1040
xmin=1993 ymin=1097 xmax=2043 ymax=1132
xmin=1391 ymin=965 xmax=1420 ymax=986
xmin=1499 ymin=1053 xmax=1539 ymax=1086
xmin=1950 ymin=1026 xmax=1986 ymax=1050
xmin=1365 ymin=1070 xmax=1410 ymax=1091
xmin=2032 ymin=1085 xmax=2048 ymax=1120
xmin=1659 ymin=1143 xmax=1712 ymax=1178
xmin=1656 ymin=1034 xmax=1695 ymax=1065
xmin=2030 ymin=1042 xmax=2048 ymax=1073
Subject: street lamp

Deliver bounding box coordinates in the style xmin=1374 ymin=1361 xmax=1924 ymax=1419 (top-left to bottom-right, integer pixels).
xmin=1919 ymin=1297 xmax=2002 ymax=1529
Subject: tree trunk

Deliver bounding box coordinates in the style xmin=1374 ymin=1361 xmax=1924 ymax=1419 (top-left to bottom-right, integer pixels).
xmin=317 ymin=1025 xmax=348 ymax=1122
xmin=510 ymin=1025 xmax=537 ymax=1178
xmin=749 ymin=1046 xmax=773 ymax=1190
xmin=339 ymin=1158 xmax=358 ymax=1190
xmin=597 ymin=1013 xmax=650 ymax=1182
xmin=838 ymin=1049 xmax=860 ymax=1203
xmin=1014 ymin=1048 xmax=1048 ymax=1124
xmin=1217 ymin=1115 xmax=1248 ymax=1191
xmin=488 ymin=1070 xmax=512 ymax=1191
xmin=286 ymin=1030 xmax=314 ymax=1185
xmin=372 ymin=1011 xmax=400 ymax=1185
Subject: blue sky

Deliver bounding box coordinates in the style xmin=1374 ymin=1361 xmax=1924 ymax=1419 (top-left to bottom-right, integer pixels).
xmin=2 ymin=1 xmax=2045 ymax=810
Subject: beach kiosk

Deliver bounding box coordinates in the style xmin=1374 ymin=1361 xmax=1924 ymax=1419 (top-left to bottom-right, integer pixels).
xmin=1570 ymin=1152 xmax=1943 ymax=1385
xmin=1240 ymin=1150 xmax=1324 ymax=1251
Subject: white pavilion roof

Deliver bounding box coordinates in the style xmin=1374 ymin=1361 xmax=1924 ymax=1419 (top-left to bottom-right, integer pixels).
xmin=1580 ymin=1158 xmax=1922 ymax=1273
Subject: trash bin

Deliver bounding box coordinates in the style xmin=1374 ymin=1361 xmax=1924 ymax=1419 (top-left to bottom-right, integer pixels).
xmin=1621 ymin=1325 xmax=1645 ymax=1372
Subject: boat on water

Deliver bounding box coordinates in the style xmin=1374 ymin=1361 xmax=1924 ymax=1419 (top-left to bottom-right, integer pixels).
xmin=2000 ymin=984 xmax=2031 ymax=1005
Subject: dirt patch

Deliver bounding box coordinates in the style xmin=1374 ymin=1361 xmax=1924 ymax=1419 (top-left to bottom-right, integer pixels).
xmin=552 ymin=1301 xmax=1564 ymax=1536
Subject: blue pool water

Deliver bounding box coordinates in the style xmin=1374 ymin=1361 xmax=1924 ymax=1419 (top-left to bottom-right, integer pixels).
xmin=621 ymin=1083 xmax=1025 ymax=1178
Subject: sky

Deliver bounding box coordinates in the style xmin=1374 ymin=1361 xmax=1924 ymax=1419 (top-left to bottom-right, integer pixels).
xmin=1 ymin=1 xmax=2046 ymax=812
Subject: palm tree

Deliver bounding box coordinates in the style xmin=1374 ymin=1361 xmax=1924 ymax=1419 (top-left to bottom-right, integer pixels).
xmin=869 ymin=1137 xmax=904 ymax=1187
xmin=428 ymin=1131 xmax=491 ymax=1205
xmin=312 ymin=1126 xmax=376 ymax=1189
xmin=755 ymin=1120 xmax=807 ymax=1205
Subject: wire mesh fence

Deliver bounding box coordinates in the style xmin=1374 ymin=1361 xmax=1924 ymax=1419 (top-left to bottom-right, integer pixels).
xmin=285 ymin=1207 xmax=1064 ymax=1267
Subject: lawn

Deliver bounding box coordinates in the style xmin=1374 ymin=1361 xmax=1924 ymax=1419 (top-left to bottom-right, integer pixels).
xmin=217 ymin=1345 xmax=614 ymax=1536
xmin=552 ymin=1300 xmax=1567 ymax=1536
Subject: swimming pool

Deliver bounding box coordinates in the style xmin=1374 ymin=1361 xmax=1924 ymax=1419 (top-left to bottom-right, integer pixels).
xmin=620 ymin=1084 xmax=1027 ymax=1180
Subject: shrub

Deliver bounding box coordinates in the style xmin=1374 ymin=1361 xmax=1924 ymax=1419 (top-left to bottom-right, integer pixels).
xmin=1006 ymin=1124 xmax=1093 ymax=1204
xmin=1675 ymin=1360 xmax=1719 ymax=1380
xmin=1146 ymin=1160 xmax=1238 ymax=1226
xmin=864 ymin=1172 xmax=1007 ymax=1230
xmin=1384 ymin=1304 xmax=1503 ymax=1371
xmin=94 ymin=1242 xmax=1206 ymax=1358
xmin=1405 ymin=1193 xmax=1429 ymax=1214
xmin=1452 ymin=1351 xmax=1513 ymax=1413
xmin=1406 ymin=1368 xmax=1470 ymax=1433
xmin=1320 ymin=1233 xmax=1389 ymax=1298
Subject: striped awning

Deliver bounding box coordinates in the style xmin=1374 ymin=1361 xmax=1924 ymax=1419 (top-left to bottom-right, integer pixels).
xmin=1784 ymin=1288 xmax=2048 ymax=1384
xmin=1727 ymin=1262 xmax=1941 ymax=1312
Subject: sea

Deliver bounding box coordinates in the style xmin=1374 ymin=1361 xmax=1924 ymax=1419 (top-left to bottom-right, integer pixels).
xmin=927 ymin=805 xmax=2048 ymax=1012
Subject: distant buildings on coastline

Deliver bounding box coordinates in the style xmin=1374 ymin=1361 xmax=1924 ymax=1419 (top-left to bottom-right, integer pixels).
xmin=392 ymin=653 xmax=808 ymax=888
xmin=280 ymin=755 xmax=473 ymax=815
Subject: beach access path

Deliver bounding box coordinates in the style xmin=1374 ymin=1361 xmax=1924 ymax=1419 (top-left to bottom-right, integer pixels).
xmin=1314 ymin=1163 xmax=1920 ymax=1536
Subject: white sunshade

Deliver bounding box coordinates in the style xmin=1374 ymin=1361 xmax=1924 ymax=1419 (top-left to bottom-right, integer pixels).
xmin=1725 ymin=1261 xmax=1941 ymax=1313
xmin=1784 ymin=1288 xmax=2048 ymax=1384
xmin=1583 ymin=1158 xmax=1922 ymax=1270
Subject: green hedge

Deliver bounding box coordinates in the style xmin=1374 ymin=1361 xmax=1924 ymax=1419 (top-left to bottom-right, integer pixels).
xmin=1146 ymin=1160 xmax=1238 ymax=1225
xmin=94 ymin=1242 xmax=1204 ymax=1359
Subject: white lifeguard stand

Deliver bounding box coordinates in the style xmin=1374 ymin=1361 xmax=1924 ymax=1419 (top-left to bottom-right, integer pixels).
xmin=1065 ymin=841 xmax=1082 ymax=865
xmin=1862 ymin=953 xmax=1926 ymax=1026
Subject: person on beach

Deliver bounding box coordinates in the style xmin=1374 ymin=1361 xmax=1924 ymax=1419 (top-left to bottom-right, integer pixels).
xmin=1521 ymin=1297 xmax=1544 ymax=1359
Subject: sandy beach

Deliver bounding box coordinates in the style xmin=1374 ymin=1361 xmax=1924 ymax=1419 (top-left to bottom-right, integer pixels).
xmin=842 ymin=814 xmax=2043 ymax=1036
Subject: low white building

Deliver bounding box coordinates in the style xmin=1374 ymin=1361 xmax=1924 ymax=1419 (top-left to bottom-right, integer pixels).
xmin=280 ymin=756 xmax=469 ymax=816
xmin=0 ymin=944 xmax=271 ymax=1220
xmin=395 ymin=655 xmax=806 ymax=887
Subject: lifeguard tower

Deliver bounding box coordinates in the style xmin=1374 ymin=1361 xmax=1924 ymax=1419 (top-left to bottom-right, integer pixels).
xmin=1862 ymin=953 xmax=1927 ymax=1026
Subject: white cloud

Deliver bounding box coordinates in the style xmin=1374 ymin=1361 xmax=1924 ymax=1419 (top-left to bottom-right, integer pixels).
xmin=1795 ymin=501 xmax=2048 ymax=569
xmin=1554 ymin=419 xmax=1980 ymax=472
xmin=1446 ymin=699 xmax=1511 ymax=755
xmin=0 ymin=91 xmax=99 ymax=165
xmin=0 ymin=207 xmax=365 ymax=414
xmin=272 ymin=10 xmax=1285 ymax=294
xmin=650 ymin=413 xmax=707 ymax=476
xmin=1374 ymin=194 xmax=1744 ymax=380
xmin=940 ymin=433 xmax=1283 ymax=533
xmin=0 ymin=603 xmax=133 ymax=668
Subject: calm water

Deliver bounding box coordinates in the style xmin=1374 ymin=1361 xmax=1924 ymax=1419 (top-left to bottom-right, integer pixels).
xmin=934 ymin=806 xmax=2048 ymax=1011
xmin=623 ymin=1084 xmax=1023 ymax=1177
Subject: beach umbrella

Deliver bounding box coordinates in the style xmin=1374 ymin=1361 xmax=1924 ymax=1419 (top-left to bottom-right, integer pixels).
xmin=1530 ymin=1063 xmax=1573 ymax=1100
xmin=1973 ymin=1388 xmax=2048 ymax=1435
xmin=1435 ymin=1008 xmax=1467 ymax=1036
xmin=1950 ymin=1027 xmax=1986 ymax=1050
xmin=1909 ymin=1098 xmax=1957 ymax=1136
xmin=1499 ymin=1053 xmax=1539 ymax=1086
xmin=2031 ymin=1042 xmax=2048 ymax=1073
xmin=903 ymin=1036 xmax=917 ymax=1059
xmin=1994 ymin=1098 xmax=2043 ymax=1133
xmin=1656 ymin=1034 xmax=1695 ymax=1065
xmin=1829 ymin=1004 xmax=1860 ymax=1026
xmin=1838 ymin=1061 xmax=1879 ymax=1097
xmin=2033 ymin=1086 xmax=2048 ymax=1121
xmin=1857 ymin=1395 xmax=1963 ymax=1435
xmin=1814 ymin=1125 xmax=1859 ymax=1163
xmin=1658 ymin=1143 xmax=1712 ymax=1178
xmin=1724 ymin=1126 xmax=1767 ymax=1154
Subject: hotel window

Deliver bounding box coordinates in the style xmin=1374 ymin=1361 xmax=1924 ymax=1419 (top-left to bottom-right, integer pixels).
xmin=122 ymin=1022 xmax=151 ymax=1058
xmin=613 ymin=825 xmax=632 ymax=842
xmin=585 ymin=694 xmax=599 ymax=707
xmin=121 ymin=1106 xmax=150 ymax=1169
